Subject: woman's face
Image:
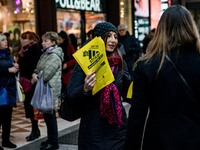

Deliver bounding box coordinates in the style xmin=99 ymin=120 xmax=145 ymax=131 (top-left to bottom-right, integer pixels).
xmin=0 ymin=38 xmax=8 ymax=49
xmin=57 ymin=36 xmax=64 ymax=45
xmin=105 ymin=31 xmax=118 ymax=52
xmin=42 ymin=37 xmax=55 ymax=49
xmin=21 ymin=38 xmax=33 ymax=48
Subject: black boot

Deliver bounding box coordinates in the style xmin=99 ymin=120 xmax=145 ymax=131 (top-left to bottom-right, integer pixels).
xmin=40 ymin=143 xmax=59 ymax=150
xmin=2 ymin=140 xmax=17 ymax=148
xmin=26 ymin=118 xmax=40 ymax=141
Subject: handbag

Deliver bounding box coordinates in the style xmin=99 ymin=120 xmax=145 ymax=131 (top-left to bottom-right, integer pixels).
xmin=0 ymin=87 xmax=9 ymax=105
xmin=16 ymin=76 xmax=25 ymax=102
xmin=19 ymin=77 xmax=32 ymax=93
xmin=0 ymin=77 xmax=10 ymax=106
xmin=31 ymin=74 xmax=54 ymax=114
xmin=58 ymin=87 xmax=81 ymax=121
xmin=34 ymin=108 xmax=44 ymax=120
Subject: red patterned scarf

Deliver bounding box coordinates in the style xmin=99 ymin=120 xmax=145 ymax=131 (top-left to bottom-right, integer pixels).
xmin=100 ymin=54 xmax=123 ymax=127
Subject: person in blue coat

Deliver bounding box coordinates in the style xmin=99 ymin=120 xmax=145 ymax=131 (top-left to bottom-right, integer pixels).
xmin=68 ymin=22 xmax=131 ymax=150
xmin=125 ymin=5 xmax=200 ymax=150
xmin=0 ymin=33 xmax=19 ymax=149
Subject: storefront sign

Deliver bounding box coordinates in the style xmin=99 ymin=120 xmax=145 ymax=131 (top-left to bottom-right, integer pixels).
xmin=56 ymin=0 xmax=106 ymax=12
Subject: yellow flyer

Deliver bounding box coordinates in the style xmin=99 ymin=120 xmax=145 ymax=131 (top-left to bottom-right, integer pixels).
xmin=127 ymin=81 xmax=133 ymax=99
xmin=73 ymin=37 xmax=115 ymax=95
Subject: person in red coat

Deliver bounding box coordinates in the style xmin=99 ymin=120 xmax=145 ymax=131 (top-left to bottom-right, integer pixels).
xmin=58 ymin=31 xmax=76 ymax=91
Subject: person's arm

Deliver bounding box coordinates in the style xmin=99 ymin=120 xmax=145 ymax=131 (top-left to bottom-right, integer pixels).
xmin=0 ymin=55 xmax=18 ymax=75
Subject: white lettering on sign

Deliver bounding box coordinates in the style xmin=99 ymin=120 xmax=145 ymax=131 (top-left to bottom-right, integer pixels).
xmin=56 ymin=0 xmax=101 ymax=12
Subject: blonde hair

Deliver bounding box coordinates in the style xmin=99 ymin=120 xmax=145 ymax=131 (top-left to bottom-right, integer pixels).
xmin=42 ymin=31 xmax=59 ymax=44
xmin=137 ymin=5 xmax=200 ymax=72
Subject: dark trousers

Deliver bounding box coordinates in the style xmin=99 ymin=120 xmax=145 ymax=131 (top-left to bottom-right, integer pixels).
xmin=24 ymin=85 xmax=36 ymax=118
xmin=43 ymin=110 xmax=58 ymax=145
xmin=0 ymin=106 xmax=13 ymax=142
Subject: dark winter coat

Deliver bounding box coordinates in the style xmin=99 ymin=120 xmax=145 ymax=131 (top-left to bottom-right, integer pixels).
xmin=125 ymin=45 xmax=200 ymax=150
xmin=68 ymin=60 xmax=131 ymax=150
xmin=0 ymin=49 xmax=17 ymax=107
xmin=18 ymin=43 xmax=42 ymax=80
xmin=18 ymin=43 xmax=42 ymax=118
xmin=118 ymin=32 xmax=141 ymax=72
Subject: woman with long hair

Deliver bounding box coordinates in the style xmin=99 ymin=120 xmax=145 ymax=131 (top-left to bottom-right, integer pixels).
xmin=125 ymin=5 xmax=200 ymax=150
xmin=68 ymin=22 xmax=131 ymax=150
xmin=57 ymin=31 xmax=76 ymax=92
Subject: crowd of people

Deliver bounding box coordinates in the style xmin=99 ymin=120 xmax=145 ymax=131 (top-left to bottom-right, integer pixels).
xmin=0 ymin=4 xmax=199 ymax=150
xmin=0 ymin=29 xmax=76 ymax=150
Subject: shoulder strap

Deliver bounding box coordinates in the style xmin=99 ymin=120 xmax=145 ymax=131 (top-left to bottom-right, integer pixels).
xmin=166 ymin=55 xmax=197 ymax=101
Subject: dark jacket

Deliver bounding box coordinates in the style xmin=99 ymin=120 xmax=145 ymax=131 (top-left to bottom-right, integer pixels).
xmin=18 ymin=43 xmax=42 ymax=80
xmin=118 ymin=32 xmax=141 ymax=72
xmin=125 ymin=45 xmax=200 ymax=150
xmin=0 ymin=49 xmax=17 ymax=107
xmin=68 ymin=60 xmax=131 ymax=150
xmin=18 ymin=43 xmax=42 ymax=118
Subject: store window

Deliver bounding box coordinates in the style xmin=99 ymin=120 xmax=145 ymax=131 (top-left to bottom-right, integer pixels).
xmin=85 ymin=12 xmax=106 ymax=39
xmin=56 ymin=0 xmax=107 ymax=45
xmin=56 ymin=9 xmax=106 ymax=47
xmin=57 ymin=10 xmax=81 ymax=36
xmin=0 ymin=0 xmax=35 ymax=34
xmin=57 ymin=9 xmax=82 ymax=48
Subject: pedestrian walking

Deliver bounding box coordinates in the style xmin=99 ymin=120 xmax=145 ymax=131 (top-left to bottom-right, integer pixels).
xmin=125 ymin=5 xmax=200 ymax=150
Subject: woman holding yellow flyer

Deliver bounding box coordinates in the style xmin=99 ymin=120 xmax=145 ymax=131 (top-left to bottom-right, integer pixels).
xmin=68 ymin=22 xmax=131 ymax=150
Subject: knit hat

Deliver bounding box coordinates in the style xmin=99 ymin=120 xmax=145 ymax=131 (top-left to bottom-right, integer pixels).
xmin=92 ymin=22 xmax=118 ymax=37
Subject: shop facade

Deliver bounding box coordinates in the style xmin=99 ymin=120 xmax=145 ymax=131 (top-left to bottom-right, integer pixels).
xmin=0 ymin=0 xmax=120 ymax=45
xmin=56 ymin=0 xmax=107 ymax=47
xmin=0 ymin=0 xmax=131 ymax=45
xmin=0 ymin=0 xmax=35 ymax=38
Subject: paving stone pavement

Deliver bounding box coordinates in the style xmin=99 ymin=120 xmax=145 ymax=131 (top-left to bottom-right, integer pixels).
xmin=12 ymin=102 xmax=130 ymax=150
